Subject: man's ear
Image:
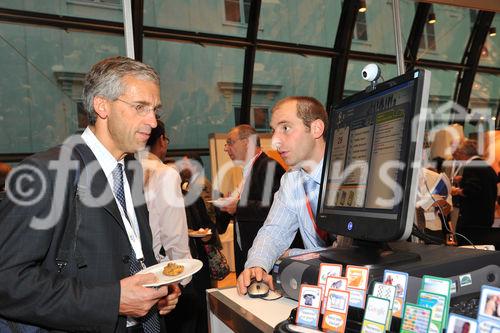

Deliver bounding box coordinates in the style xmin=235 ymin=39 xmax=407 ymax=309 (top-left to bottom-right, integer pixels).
xmin=93 ymin=96 xmax=110 ymax=120
xmin=160 ymin=135 xmax=167 ymax=149
xmin=310 ymin=119 xmax=325 ymax=139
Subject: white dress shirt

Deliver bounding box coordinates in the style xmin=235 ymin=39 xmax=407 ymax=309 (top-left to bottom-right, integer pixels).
xmin=81 ymin=127 xmax=141 ymax=241
xmin=140 ymin=152 xmax=192 ymax=284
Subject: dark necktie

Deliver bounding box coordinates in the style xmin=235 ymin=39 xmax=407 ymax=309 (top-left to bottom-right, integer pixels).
xmin=112 ymin=163 xmax=161 ymax=333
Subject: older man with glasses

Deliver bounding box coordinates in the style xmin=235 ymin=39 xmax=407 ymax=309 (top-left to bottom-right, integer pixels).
xmin=217 ymin=124 xmax=286 ymax=275
xmin=0 ymin=56 xmax=179 ymax=333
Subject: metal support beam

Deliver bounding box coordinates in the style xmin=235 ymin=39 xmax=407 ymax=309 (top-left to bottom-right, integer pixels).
xmin=454 ymin=11 xmax=495 ymax=112
xmin=123 ymin=0 xmax=135 ymax=58
xmin=392 ymin=0 xmax=405 ymax=75
xmin=131 ymin=0 xmax=144 ymax=61
xmin=326 ymin=0 xmax=359 ymax=110
xmin=0 ymin=7 xmax=123 ymax=34
xmin=404 ymin=3 xmax=430 ymax=72
xmin=239 ymin=0 xmax=261 ymax=125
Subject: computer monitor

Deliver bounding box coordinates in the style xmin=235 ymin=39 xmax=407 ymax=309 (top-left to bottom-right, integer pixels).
xmin=317 ymin=69 xmax=431 ymax=266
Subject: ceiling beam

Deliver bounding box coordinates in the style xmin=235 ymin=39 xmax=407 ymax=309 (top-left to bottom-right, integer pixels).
xmin=239 ymin=0 xmax=262 ymax=125
xmin=404 ymin=2 xmax=431 ymax=72
xmin=131 ymin=0 xmax=144 ymax=61
xmin=416 ymin=0 xmax=500 ymax=13
xmin=326 ymin=0 xmax=359 ymax=109
xmin=454 ymin=11 xmax=495 ymax=113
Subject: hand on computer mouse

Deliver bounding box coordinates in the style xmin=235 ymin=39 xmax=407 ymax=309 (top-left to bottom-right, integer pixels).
xmin=247 ymin=280 xmax=270 ymax=298
xmin=236 ymin=267 xmax=274 ymax=295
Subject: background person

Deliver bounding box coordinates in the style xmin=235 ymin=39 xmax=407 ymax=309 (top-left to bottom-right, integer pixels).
xmin=217 ymin=124 xmax=286 ymax=275
xmin=140 ymin=119 xmax=191 ymax=267
xmin=181 ymin=152 xmax=216 ymax=223
xmin=451 ymin=139 xmax=498 ymax=231
xmin=0 ymin=56 xmax=179 ymax=332
xmin=178 ymin=157 xmax=220 ymax=333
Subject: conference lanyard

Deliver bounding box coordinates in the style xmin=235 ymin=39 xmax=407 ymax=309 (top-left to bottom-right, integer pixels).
xmin=452 ymin=155 xmax=480 ymax=179
xmin=114 ymin=175 xmax=145 ymax=263
xmin=303 ymin=181 xmax=329 ymax=242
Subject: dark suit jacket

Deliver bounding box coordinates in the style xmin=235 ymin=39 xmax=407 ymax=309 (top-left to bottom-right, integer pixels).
xmin=0 ymin=137 xmax=162 ymax=332
xmin=217 ymin=152 xmax=285 ymax=275
xmin=457 ymin=157 xmax=498 ymax=229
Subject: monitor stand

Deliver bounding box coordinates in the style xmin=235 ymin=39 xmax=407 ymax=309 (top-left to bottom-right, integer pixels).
xmin=320 ymin=240 xmax=421 ymax=268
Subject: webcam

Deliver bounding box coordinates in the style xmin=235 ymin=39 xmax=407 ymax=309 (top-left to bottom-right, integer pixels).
xmin=362 ymin=63 xmax=381 ymax=82
xmin=362 ymin=63 xmax=382 ymax=91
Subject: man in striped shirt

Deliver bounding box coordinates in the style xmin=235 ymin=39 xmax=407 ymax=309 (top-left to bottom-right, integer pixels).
xmin=236 ymin=96 xmax=332 ymax=296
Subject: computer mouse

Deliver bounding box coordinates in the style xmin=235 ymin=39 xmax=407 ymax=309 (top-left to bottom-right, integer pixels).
xmin=247 ymin=280 xmax=269 ymax=298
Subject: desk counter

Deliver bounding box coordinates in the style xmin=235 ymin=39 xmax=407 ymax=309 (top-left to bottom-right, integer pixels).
xmin=207 ymin=287 xmax=296 ymax=333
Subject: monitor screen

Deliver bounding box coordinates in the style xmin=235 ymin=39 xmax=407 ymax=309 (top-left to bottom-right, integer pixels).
xmin=317 ymin=69 xmax=430 ymax=243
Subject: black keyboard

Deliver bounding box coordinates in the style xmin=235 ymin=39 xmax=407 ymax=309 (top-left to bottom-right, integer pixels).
xmin=449 ymin=292 xmax=481 ymax=318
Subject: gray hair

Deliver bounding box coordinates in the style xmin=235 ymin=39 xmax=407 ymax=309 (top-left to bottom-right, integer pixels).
xmin=456 ymin=139 xmax=479 ymax=158
xmin=235 ymin=124 xmax=260 ymax=147
xmin=82 ymin=56 xmax=160 ymax=125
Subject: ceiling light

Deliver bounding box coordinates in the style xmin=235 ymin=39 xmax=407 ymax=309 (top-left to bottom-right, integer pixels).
xmin=359 ymin=0 xmax=367 ymax=13
xmin=428 ymin=13 xmax=436 ymax=24
xmin=489 ymin=27 xmax=496 ymax=37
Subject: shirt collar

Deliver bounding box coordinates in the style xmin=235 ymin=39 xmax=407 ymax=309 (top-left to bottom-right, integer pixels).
xmin=81 ymin=127 xmax=124 ymax=176
xmin=299 ymin=158 xmax=324 ymax=185
xmin=243 ymin=151 xmax=262 ymax=178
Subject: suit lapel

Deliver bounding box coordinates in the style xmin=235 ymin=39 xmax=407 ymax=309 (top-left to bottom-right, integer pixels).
xmin=124 ymin=157 xmax=152 ymax=261
xmin=74 ymin=142 xmax=126 ymax=232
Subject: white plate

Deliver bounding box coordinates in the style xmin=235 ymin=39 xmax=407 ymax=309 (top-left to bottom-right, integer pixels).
xmin=208 ymin=198 xmax=232 ymax=208
xmin=137 ymin=259 xmax=203 ymax=287
xmin=188 ymin=228 xmax=212 ymax=238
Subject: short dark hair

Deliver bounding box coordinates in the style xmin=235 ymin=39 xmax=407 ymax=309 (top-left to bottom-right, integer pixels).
xmin=272 ymin=96 xmax=328 ymax=138
xmin=184 ymin=152 xmax=204 ymax=168
xmin=82 ymin=56 xmax=160 ymax=125
xmin=146 ymin=119 xmax=165 ymax=148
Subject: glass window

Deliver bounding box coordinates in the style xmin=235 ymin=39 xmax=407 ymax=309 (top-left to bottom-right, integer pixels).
xmin=344 ymin=60 xmax=398 ymax=97
xmin=350 ymin=0 xmax=396 ymax=55
xmin=258 ymin=0 xmax=341 ymax=48
xmin=0 ymin=0 xmax=124 ymax=22
xmin=0 ymin=22 xmax=125 ymax=153
xmin=143 ymin=0 xmax=247 ymax=37
xmin=400 ymin=0 xmax=416 ymax=47
xmin=479 ymin=13 xmax=499 ymax=68
xmin=354 ymin=11 xmax=368 ymax=42
xmin=415 ymin=67 xmax=459 ymax=132
xmin=470 ymin=73 xmax=500 ymax=117
xmin=251 ymin=51 xmax=331 ymax=129
xmin=223 ymin=0 xmax=250 ymax=25
xmin=416 ymin=4 xmax=471 ymax=63
xmin=143 ymin=39 xmax=245 ymax=149
xmin=467 ymin=72 xmax=499 ymax=135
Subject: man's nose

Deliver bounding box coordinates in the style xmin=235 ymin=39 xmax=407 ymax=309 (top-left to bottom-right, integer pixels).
xmin=271 ymin=135 xmax=282 ymax=150
xmin=144 ymin=111 xmax=157 ymax=128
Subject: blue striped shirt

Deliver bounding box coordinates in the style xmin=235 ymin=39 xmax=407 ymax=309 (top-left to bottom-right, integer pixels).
xmin=245 ymin=159 xmax=328 ymax=272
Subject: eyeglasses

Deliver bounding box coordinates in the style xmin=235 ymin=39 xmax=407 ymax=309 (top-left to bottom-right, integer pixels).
xmin=115 ymin=98 xmax=162 ymax=117
xmin=225 ymin=137 xmax=244 ymax=146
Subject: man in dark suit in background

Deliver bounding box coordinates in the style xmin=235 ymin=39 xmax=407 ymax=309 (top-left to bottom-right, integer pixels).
xmin=218 ymin=124 xmax=286 ymax=275
xmin=0 ymin=56 xmax=179 ymax=332
xmin=451 ymin=139 xmax=498 ymax=231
